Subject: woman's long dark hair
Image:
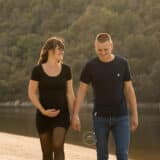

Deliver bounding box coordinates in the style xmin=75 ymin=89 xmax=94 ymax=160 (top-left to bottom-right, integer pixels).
xmin=37 ymin=37 xmax=64 ymax=64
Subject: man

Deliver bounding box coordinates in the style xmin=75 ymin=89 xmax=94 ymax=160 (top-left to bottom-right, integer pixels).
xmin=72 ymin=33 xmax=138 ymax=160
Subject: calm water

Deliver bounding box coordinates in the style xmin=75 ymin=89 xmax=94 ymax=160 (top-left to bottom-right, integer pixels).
xmin=0 ymin=104 xmax=160 ymax=160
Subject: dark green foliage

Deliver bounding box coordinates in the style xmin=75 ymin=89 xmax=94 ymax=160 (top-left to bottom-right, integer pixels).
xmin=0 ymin=0 xmax=159 ymax=102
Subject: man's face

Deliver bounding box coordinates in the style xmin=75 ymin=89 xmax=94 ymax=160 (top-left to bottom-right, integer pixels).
xmin=95 ymin=41 xmax=113 ymax=59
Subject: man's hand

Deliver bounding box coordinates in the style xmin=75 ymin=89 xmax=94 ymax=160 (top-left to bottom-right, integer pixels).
xmin=130 ymin=114 xmax=138 ymax=132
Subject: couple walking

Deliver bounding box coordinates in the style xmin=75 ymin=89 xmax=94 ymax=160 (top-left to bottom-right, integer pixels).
xmin=28 ymin=33 xmax=138 ymax=160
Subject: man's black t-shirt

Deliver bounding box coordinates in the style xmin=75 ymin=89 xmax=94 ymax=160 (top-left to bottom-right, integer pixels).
xmin=31 ymin=63 xmax=71 ymax=112
xmin=80 ymin=55 xmax=131 ymax=116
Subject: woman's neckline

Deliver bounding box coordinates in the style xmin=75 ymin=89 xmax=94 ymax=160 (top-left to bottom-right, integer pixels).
xmin=40 ymin=63 xmax=63 ymax=78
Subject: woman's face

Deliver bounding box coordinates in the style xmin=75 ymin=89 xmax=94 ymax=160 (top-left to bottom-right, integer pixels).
xmin=50 ymin=46 xmax=64 ymax=62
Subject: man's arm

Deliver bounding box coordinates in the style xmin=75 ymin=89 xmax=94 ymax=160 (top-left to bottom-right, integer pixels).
xmin=71 ymin=82 xmax=88 ymax=131
xmin=124 ymin=81 xmax=138 ymax=132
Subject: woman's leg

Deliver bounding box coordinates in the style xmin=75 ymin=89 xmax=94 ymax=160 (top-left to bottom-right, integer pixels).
xmin=52 ymin=127 xmax=67 ymax=160
xmin=39 ymin=131 xmax=53 ymax=160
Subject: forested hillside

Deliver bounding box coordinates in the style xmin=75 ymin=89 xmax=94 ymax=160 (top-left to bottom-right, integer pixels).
xmin=0 ymin=0 xmax=159 ymax=102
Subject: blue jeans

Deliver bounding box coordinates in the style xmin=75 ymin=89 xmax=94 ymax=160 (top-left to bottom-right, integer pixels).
xmin=93 ymin=114 xmax=130 ymax=160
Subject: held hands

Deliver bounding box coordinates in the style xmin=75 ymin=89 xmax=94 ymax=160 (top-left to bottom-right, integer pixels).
xmin=71 ymin=114 xmax=81 ymax=131
xmin=42 ymin=108 xmax=60 ymax=118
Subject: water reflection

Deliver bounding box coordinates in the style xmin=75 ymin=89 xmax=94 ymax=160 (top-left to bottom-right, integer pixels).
xmin=0 ymin=104 xmax=160 ymax=160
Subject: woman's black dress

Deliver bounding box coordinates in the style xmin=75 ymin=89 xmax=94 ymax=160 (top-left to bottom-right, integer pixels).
xmin=30 ymin=64 xmax=71 ymax=133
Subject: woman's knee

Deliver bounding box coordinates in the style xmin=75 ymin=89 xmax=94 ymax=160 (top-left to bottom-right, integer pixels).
xmin=53 ymin=142 xmax=64 ymax=152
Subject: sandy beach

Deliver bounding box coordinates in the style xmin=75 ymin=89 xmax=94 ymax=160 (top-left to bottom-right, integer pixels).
xmin=0 ymin=132 xmax=118 ymax=160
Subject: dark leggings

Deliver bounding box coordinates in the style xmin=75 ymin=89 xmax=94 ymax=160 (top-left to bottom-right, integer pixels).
xmin=39 ymin=127 xmax=67 ymax=160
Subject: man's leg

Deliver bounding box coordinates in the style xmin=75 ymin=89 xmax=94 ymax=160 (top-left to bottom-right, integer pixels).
xmin=112 ymin=116 xmax=130 ymax=160
xmin=93 ymin=116 xmax=110 ymax=160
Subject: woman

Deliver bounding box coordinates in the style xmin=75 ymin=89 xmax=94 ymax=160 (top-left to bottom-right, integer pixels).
xmin=28 ymin=37 xmax=75 ymax=160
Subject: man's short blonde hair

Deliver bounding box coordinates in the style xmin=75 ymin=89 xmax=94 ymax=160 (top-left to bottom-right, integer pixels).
xmin=95 ymin=33 xmax=112 ymax=43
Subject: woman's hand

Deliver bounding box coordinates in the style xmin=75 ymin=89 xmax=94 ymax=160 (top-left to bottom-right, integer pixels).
xmin=41 ymin=108 xmax=60 ymax=118
xmin=71 ymin=114 xmax=81 ymax=131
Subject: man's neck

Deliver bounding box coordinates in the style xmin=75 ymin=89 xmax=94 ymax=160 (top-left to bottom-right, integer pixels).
xmin=99 ymin=54 xmax=115 ymax=63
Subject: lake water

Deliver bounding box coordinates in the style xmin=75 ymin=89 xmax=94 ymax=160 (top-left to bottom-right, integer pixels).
xmin=0 ymin=104 xmax=160 ymax=160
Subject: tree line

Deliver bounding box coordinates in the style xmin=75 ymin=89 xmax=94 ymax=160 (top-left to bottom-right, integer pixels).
xmin=0 ymin=0 xmax=159 ymax=102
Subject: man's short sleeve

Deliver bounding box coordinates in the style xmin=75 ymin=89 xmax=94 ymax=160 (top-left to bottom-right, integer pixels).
xmin=30 ymin=65 xmax=40 ymax=81
xmin=123 ymin=60 xmax=131 ymax=81
xmin=80 ymin=63 xmax=91 ymax=84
